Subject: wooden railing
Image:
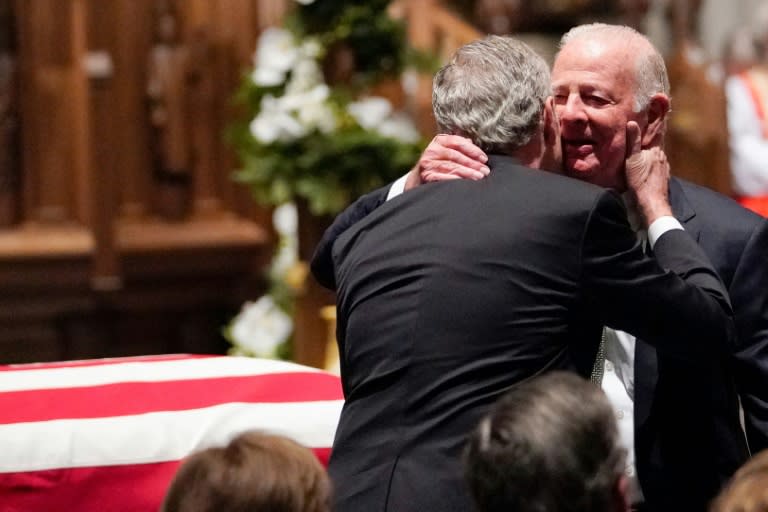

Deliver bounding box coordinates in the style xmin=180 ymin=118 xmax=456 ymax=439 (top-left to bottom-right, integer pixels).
xmin=392 ymin=0 xmax=482 ymax=60
xmin=390 ymin=0 xmax=483 ymax=134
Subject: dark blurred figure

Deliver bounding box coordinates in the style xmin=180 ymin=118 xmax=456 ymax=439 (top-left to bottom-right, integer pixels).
xmin=161 ymin=431 xmax=332 ymax=512
xmin=465 ymin=372 xmax=629 ymax=512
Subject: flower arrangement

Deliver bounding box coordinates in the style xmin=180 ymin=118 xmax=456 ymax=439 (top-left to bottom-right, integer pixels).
xmin=229 ymin=0 xmax=427 ymax=215
xmin=226 ymin=0 xmax=429 ymax=359
xmin=225 ymin=203 xmax=299 ymax=359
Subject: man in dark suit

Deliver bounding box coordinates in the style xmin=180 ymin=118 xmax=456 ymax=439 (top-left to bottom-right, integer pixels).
xmin=324 ymin=23 xmax=768 ymax=512
xmin=314 ymin=35 xmax=734 ymax=512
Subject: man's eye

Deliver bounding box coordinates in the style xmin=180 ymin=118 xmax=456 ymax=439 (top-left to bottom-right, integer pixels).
xmin=585 ymin=95 xmax=609 ymax=106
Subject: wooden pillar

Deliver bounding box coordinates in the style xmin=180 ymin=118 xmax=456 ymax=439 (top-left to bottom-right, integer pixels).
xmin=113 ymin=0 xmax=153 ymax=220
xmin=256 ymin=0 xmax=290 ymax=31
xmin=205 ymin=0 xmax=264 ymax=223
xmin=293 ymin=201 xmax=335 ymax=368
xmin=0 ymin=0 xmax=20 ymax=227
xmin=84 ymin=0 xmax=121 ymax=289
xmin=404 ymin=0 xmax=438 ymax=135
xmin=187 ymin=28 xmax=224 ymax=219
xmin=70 ymin=0 xmax=92 ymax=227
xmin=16 ymin=0 xmax=72 ymax=223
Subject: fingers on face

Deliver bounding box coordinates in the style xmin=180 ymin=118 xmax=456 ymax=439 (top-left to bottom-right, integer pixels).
xmin=625 ymin=121 xmax=641 ymax=156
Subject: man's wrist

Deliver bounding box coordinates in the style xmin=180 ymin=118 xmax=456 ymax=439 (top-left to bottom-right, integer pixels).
xmin=636 ymin=198 xmax=673 ymax=227
xmin=404 ymin=166 xmax=422 ymax=191
xmin=647 ymin=216 xmax=684 ymax=249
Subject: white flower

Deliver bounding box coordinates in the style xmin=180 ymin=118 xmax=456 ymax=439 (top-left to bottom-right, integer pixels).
xmin=229 ymin=296 xmax=292 ymax=358
xmin=300 ymin=102 xmax=337 ymax=134
xmin=273 ymin=202 xmax=298 ymax=236
xmin=282 ymin=85 xmax=337 ymax=135
xmin=280 ymin=83 xmax=330 ymax=110
xmin=295 ymin=0 xmax=316 ymax=4
xmin=348 ymin=96 xmax=420 ymax=142
xmin=347 ymin=96 xmax=393 ymax=130
xmin=285 ymin=58 xmax=324 ymax=96
xmin=252 ymin=27 xmax=298 ymax=86
xmin=250 ymin=83 xmax=337 ymax=144
xmin=249 ymin=95 xmax=308 ymax=143
xmin=292 ymin=87 xmax=337 ymax=135
xmin=301 ymin=38 xmax=323 ymax=59
xmin=271 ymin=236 xmax=298 ymax=279
xmin=251 ymin=67 xmax=285 ymax=87
xmin=378 ymin=113 xmax=421 ymax=143
xmin=270 ymin=203 xmax=299 ymax=278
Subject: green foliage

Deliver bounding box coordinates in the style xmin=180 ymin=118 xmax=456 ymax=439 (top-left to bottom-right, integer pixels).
xmin=233 ymin=125 xmax=421 ymax=215
xmin=290 ymin=1 xmax=406 ymax=86
xmin=228 ymin=1 xmax=427 ymax=216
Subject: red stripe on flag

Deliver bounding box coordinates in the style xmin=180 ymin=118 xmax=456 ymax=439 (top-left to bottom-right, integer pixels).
xmin=0 ymin=354 xmax=215 ymax=372
xmin=0 ymin=372 xmax=343 ymax=423
xmin=0 ymin=447 xmax=332 ymax=512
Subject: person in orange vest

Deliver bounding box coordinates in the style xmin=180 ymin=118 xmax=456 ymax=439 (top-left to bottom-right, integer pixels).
xmin=726 ymin=4 xmax=768 ymax=217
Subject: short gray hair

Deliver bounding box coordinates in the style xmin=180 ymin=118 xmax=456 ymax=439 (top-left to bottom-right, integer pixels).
xmin=464 ymin=372 xmax=626 ymax=512
xmin=560 ymin=23 xmax=670 ymax=112
xmin=432 ymin=35 xmax=550 ymax=153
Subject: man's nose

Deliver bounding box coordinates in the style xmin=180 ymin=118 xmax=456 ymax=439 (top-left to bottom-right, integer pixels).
xmin=559 ymin=95 xmax=587 ymax=124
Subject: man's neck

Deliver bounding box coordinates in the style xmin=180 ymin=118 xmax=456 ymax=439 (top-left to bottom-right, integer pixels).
xmin=511 ymin=138 xmax=545 ymax=170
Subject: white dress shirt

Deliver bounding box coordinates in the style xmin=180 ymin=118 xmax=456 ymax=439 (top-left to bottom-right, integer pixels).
xmin=602 ymin=327 xmax=643 ymax=503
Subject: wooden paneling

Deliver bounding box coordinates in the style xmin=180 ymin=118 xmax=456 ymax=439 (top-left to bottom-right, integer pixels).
xmin=16 ymin=0 xmax=74 ymax=223
xmin=1 ymin=0 xmax=272 ymax=364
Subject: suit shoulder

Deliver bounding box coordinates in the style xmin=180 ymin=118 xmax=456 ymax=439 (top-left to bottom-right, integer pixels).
xmin=672 ymin=178 xmax=765 ymax=272
xmin=674 ymin=178 xmax=763 ymax=227
xmin=492 ymin=158 xmax=608 ymax=206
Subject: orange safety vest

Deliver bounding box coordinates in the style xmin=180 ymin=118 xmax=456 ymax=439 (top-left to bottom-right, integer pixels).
xmin=735 ymin=70 xmax=768 ymax=217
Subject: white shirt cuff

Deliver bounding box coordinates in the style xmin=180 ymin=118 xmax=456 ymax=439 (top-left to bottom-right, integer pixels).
xmin=647 ymin=216 xmax=684 ymax=249
xmin=386 ymin=174 xmax=408 ymax=201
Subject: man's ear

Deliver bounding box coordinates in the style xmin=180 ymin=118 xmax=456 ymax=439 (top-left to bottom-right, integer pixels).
xmin=543 ymin=96 xmax=560 ymax=146
xmin=641 ymin=93 xmax=670 ymax=148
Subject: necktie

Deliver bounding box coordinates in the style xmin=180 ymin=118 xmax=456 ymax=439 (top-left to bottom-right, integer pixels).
xmin=590 ymin=327 xmax=607 ymax=384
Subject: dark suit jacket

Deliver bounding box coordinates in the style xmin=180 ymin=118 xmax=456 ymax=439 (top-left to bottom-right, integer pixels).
xmin=313 ymin=156 xmax=733 ymax=512
xmin=633 ymin=177 xmax=768 ymax=511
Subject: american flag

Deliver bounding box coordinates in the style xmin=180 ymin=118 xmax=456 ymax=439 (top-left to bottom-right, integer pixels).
xmin=0 ymin=354 xmax=344 ymax=512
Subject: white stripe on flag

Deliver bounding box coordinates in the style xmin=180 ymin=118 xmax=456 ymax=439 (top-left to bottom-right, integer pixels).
xmin=0 ymin=357 xmax=320 ymax=392
xmin=0 ymin=400 xmax=343 ymax=473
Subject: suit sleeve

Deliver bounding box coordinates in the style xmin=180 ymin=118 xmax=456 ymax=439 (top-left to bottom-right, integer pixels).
xmin=730 ymin=219 xmax=768 ymax=452
xmin=310 ymin=185 xmax=390 ymax=290
xmin=581 ymin=190 xmax=734 ymax=362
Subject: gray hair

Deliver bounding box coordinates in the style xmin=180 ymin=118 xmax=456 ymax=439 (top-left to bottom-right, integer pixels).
xmin=464 ymin=372 xmax=626 ymax=512
xmin=432 ymin=35 xmax=550 ymax=153
xmin=560 ymin=23 xmax=670 ymax=112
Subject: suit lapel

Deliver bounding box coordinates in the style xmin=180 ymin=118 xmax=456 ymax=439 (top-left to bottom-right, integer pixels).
xmin=669 ymin=177 xmax=699 ymax=240
xmin=634 ymin=177 xmax=699 ymax=429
